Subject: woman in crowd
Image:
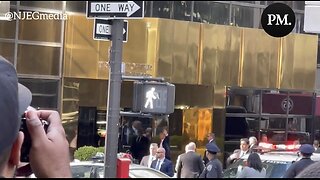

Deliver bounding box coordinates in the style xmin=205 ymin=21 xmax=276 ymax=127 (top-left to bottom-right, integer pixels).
xmin=236 ymin=153 xmax=266 ymax=178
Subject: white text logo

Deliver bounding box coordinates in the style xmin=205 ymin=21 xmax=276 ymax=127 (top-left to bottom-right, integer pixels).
xmin=5 ymin=11 xmax=68 ymax=21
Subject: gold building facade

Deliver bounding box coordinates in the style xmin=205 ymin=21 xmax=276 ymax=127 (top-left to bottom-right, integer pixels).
xmin=62 ymin=15 xmax=318 ymax=161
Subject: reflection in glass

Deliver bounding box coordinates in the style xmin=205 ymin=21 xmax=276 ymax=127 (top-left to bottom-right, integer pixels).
xmin=317 ymin=43 xmax=320 ymax=65
xmin=193 ymin=2 xmax=230 ymax=25
xmin=20 ymin=1 xmax=63 ymax=10
xmin=152 ymin=1 xmax=172 ymax=19
xmin=18 ymin=78 xmax=59 ymax=109
xmin=66 ymin=1 xmax=86 ymax=13
xmin=18 ymin=11 xmax=62 ymax=42
xmin=0 ymin=42 xmax=15 ymax=64
xmin=173 ymin=1 xmax=192 ymax=21
xmin=17 ymin=44 xmax=61 ymax=76
xmin=232 ymin=5 xmax=255 ymax=28
xmin=144 ymin=1 xmax=152 ymax=17
xmin=0 ymin=16 xmax=16 ymax=39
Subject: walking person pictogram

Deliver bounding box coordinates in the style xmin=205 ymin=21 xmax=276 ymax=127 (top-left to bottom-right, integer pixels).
xmin=144 ymin=87 xmax=159 ymax=109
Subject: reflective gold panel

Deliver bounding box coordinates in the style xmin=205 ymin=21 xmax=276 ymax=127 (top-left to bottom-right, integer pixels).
xmin=18 ymin=11 xmax=62 ymax=42
xmin=64 ymin=15 xmax=157 ymax=79
xmin=280 ymin=34 xmax=318 ymax=91
xmin=17 ymin=44 xmax=60 ymax=75
xmin=200 ymin=24 xmax=241 ymax=87
xmin=240 ymin=28 xmax=280 ymax=88
xmin=63 ymin=16 xmax=318 ymax=103
xmin=156 ymin=19 xmax=174 ymax=81
xmin=0 ymin=42 xmax=15 ymax=64
xmin=0 ymin=20 xmax=16 ymax=39
xmin=157 ymin=20 xmax=200 ymax=84
xmin=64 ymin=14 xmax=104 ymax=79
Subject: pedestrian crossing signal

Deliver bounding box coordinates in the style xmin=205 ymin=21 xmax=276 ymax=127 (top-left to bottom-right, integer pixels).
xmin=132 ymin=81 xmax=175 ymax=114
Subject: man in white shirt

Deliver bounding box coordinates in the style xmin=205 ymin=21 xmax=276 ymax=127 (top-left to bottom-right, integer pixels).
xmin=140 ymin=143 xmax=158 ymax=168
xmin=226 ymin=138 xmax=250 ymax=166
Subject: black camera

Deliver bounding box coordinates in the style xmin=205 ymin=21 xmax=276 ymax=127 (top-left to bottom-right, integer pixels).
xmin=20 ymin=114 xmax=49 ymax=162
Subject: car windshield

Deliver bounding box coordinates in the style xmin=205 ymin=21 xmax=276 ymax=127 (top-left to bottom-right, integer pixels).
xmin=129 ymin=168 xmax=169 ymax=178
xmin=71 ymin=165 xmax=94 ymax=178
xmin=223 ymin=159 xmax=292 ymax=178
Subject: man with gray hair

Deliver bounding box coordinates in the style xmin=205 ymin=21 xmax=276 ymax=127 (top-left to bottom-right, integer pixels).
xmin=175 ymin=143 xmax=189 ymax=173
xmin=249 ymin=136 xmax=258 ymax=150
xmin=177 ymin=142 xmax=205 ymax=178
xmin=140 ymin=143 xmax=158 ymax=168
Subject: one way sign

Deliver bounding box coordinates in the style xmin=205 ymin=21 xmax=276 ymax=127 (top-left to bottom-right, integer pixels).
xmin=93 ymin=19 xmax=128 ymax=42
xmin=87 ymin=1 xmax=144 ymax=19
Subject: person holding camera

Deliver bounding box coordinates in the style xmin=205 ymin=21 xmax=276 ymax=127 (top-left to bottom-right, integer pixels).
xmin=0 ymin=56 xmax=71 ymax=178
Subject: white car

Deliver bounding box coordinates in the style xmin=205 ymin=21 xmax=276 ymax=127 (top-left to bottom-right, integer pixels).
xmin=224 ymin=144 xmax=320 ymax=178
xmin=70 ymin=161 xmax=171 ymax=178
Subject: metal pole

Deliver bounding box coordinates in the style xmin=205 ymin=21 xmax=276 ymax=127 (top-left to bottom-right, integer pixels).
xmin=311 ymin=92 xmax=316 ymax=143
xmin=104 ymin=19 xmax=124 ymax=178
xmin=285 ymin=91 xmax=289 ymax=142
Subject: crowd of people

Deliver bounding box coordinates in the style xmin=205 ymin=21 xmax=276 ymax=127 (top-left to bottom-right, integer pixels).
xmin=138 ymin=132 xmax=222 ymax=178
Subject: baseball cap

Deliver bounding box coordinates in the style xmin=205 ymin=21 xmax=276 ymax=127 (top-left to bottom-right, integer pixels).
xmin=0 ymin=56 xmax=32 ymax=153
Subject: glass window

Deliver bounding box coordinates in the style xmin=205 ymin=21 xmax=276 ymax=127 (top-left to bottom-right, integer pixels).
xmin=129 ymin=169 xmax=170 ymax=178
xmin=0 ymin=20 xmax=16 ymax=39
xmin=0 ymin=8 xmax=17 ymax=39
xmin=173 ymin=1 xmax=192 ymax=21
xmin=239 ymin=1 xmax=255 ymax=3
xmin=66 ymin=1 xmax=86 ymax=14
xmin=294 ymin=1 xmax=305 ymax=10
xmin=317 ymin=42 xmax=320 ymax=65
xmin=17 ymin=44 xmax=61 ymax=76
xmin=18 ymin=78 xmax=59 ymax=110
xmin=299 ymin=13 xmax=305 ymax=34
xmin=144 ymin=1 xmax=152 ymax=17
xmin=20 ymin=1 xmax=63 ymax=10
xmin=232 ymin=5 xmax=257 ymax=28
xmin=193 ymin=1 xmax=211 ymax=23
xmin=260 ymin=1 xmax=267 ymax=5
xmin=193 ymin=1 xmax=230 ymax=25
xmin=71 ymin=165 xmax=94 ymax=178
xmin=18 ymin=10 xmax=62 ymax=42
xmin=0 ymin=42 xmax=15 ymax=64
xmin=152 ymin=1 xmax=172 ymax=19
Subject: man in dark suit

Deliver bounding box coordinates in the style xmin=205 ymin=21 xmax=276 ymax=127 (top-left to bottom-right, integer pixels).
xmin=151 ymin=147 xmax=174 ymax=177
xmin=226 ymin=138 xmax=251 ymax=166
xmin=130 ymin=128 xmax=150 ymax=164
xmin=177 ymin=142 xmax=205 ymax=178
xmin=159 ymin=128 xmax=171 ymax=160
xmin=203 ymin=133 xmax=216 ymax=165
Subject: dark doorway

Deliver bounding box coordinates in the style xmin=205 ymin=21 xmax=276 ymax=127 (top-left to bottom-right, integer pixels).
xmin=77 ymin=106 xmax=99 ymax=148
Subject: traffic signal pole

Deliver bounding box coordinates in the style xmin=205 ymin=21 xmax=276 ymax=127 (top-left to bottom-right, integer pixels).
xmin=104 ymin=19 xmax=124 ymax=178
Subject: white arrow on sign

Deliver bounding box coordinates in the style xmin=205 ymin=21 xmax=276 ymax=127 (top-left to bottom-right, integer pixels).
xmin=91 ymin=1 xmax=140 ymax=17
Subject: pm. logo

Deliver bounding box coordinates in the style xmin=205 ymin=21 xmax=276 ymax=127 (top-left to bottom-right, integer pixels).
xmin=281 ymin=97 xmax=293 ymax=112
xmin=261 ymin=3 xmax=296 ymax=37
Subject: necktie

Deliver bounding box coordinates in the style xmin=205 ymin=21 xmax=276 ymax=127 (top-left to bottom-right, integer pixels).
xmin=155 ymin=160 xmax=161 ymax=170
